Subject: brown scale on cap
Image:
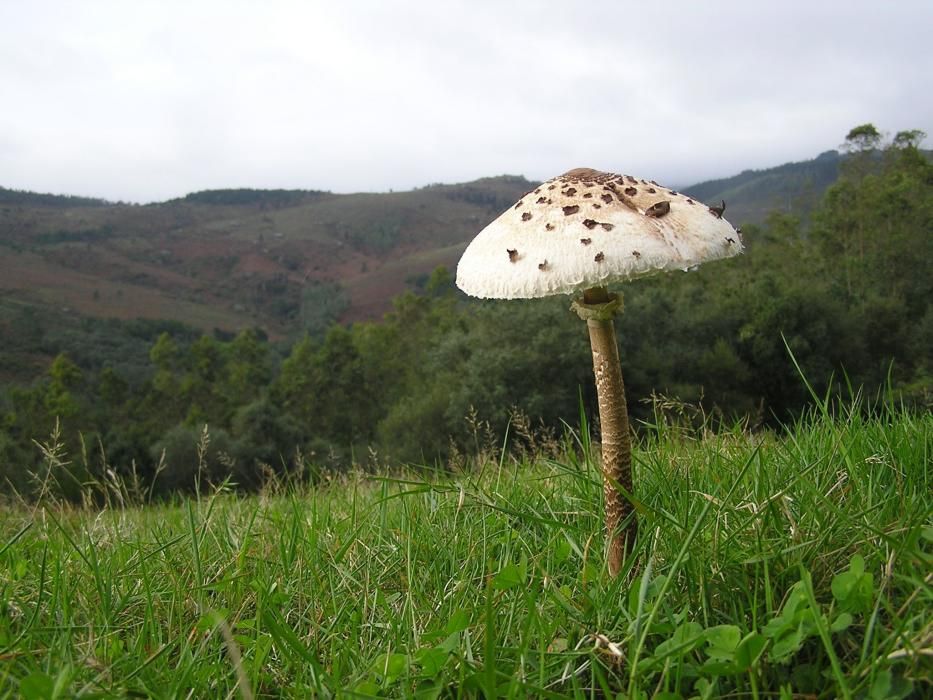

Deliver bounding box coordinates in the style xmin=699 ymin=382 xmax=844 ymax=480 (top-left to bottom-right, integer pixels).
xmin=521 ymin=212 xmax=532 ymax=222
xmin=563 ymin=187 xmax=578 ymax=196
xmin=626 ymin=176 xmax=638 ymax=184
xmin=536 ymin=196 xmax=547 ymax=204
xmin=647 ymin=187 xmax=657 ymax=194
xmin=583 ymin=192 xmax=593 ymax=198
xmin=580 ymin=237 xmax=592 ymax=245
xmin=593 ymin=203 xmax=602 ymax=209
xmin=545 ymin=223 xmax=555 ymax=231
xmin=514 ymin=200 xmax=523 ymax=209
xmin=645 ymin=201 xmax=671 ymax=218
xmin=562 ymin=205 xmax=580 ymax=216
xmin=606 ymin=183 xmax=638 ymax=211
xmin=538 ymin=260 xmax=549 ymax=271
xmin=507 ymin=249 xmax=519 ymax=262
xmin=595 ymin=252 xmax=605 ymax=263
xmin=686 ymin=199 xmax=695 ymax=205
xmin=725 ymin=236 xmax=735 ymax=245
xmin=632 ymin=250 xmax=642 ymax=258
xmin=709 ymin=200 xmax=726 ymax=219
xmin=547 ymin=184 xmax=556 ymax=190
xmin=561 ymin=167 xmax=603 ymax=182
xmin=582 ymin=219 xmax=615 ymax=231
xmin=600 ymin=193 xmax=613 ymax=204
xmin=534 ymin=188 xmax=541 ymax=194
xmin=624 ymin=187 xmax=637 ymax=196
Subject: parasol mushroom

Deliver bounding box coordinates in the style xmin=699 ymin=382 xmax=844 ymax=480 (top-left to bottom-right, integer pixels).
xmin=456 ymin=167 xmax=743 ymax=577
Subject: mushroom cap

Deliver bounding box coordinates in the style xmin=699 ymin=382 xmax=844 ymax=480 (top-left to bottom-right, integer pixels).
xmin=456 ymin=167 xmax=743 ymax=299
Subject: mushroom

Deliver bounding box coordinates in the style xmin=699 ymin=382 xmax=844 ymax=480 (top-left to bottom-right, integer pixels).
xmin=456 ymin=167 xmax=743 ymax=577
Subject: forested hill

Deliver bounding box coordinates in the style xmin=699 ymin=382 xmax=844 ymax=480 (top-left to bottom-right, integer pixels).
xmin=1 ymin=126 xmax=930 ymax=496
xmin=0 ymin=146 xmax=879 ymax=386
xmin=0 ymin=150 xmax=862 ymax=342
xmin=0 ymin=186 xmax=110 ymax=208
xmin=682 ymin=150 xmax=843 ymax=223
xmin=0 ymin=176 xmax=534 ymax=337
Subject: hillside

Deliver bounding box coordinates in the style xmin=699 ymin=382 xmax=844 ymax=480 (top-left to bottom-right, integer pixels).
xmin=2 ymin=133 xmax=929 ymax=502
xmin=681 ymin=149 xmax=842 ymax=223
xmin=0 ymin=152 xmax=851 ymax=339
xmin=0 ymin=185 xmax=110 ymax=208
xmin=0 ymin=177 xmax=532 ymax=338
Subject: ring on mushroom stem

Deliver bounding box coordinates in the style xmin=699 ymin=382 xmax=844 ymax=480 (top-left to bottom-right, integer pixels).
xmin=455 ymin=167 xmax=743 ymax=578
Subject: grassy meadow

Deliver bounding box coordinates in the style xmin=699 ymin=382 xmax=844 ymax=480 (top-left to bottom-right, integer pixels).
xmin=0 ymin=398 xmax=930 ymax=698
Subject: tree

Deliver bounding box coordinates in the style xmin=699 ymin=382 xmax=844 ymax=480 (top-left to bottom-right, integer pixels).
xmin=273 ymin=335 xmax=317 ymax=432
xmin=181 ymin=335 xmax=225 ymax=425
xmin=840 ymin=123 xmax=883 ymax=182
xmin=812 ymin=125 xmax=932 ymax=396
xmin=225 ymin=328 xmax=271 ymax=409
xmin=892 ymin=129 xmax=926 ymax=150
xmin=44 ymin=354 xmax=83 ymax=420
xmin=843 ymin=123 xmax=882 ymax=153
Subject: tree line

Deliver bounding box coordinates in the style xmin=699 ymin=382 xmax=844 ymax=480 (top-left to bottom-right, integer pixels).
xmin=1 ymin=125 xmax=929 ymax=499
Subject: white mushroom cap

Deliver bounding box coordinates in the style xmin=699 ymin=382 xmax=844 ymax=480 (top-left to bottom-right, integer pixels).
xmin=456 ymin=168 xmax=743 ymax=299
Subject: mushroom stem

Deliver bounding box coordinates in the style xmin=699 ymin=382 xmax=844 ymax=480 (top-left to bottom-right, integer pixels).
xmin=581 ymin=286 xmax=636 ymax=577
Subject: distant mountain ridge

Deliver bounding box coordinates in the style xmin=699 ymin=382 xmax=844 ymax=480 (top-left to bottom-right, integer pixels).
xmin=682 ymin=150 xmax=843 ymax=224
xmin=0 ymin=151 xmax=859 ymax=336
xmin=0 ymin=186 xmax=110 ymax=208
xmin=175 ymin=188 xmax=331 ymax=208
xmin=2 ymin=151 xmax=846 ymax=219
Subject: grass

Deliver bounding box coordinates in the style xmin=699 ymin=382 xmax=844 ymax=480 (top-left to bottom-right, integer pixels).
xmin=0 ymin=400 xmax=930 ymax=698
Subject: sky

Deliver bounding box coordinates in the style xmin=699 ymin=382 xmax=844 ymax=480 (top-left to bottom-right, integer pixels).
xmin=1 ymin=1 xmax=931 ymax=203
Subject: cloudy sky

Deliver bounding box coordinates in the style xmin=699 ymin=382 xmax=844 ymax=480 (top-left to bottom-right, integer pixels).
xmin=2 ymin=1 xmax=931 ymax=203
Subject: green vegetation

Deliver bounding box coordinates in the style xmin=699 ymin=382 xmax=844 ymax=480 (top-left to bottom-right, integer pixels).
xmin=0 ymin=401 xmax=929 ymax=697
xmin=683 ymin=149 xmax=842 ymax=225
xmin=0 ymin=173 xmax=539 ymax=342
xmin=0 ymin=124 xmax=929 ymax=697
xmin=0 ymin=305 xmax=200 ymax=385
xmin=179 ymin=189 xmax=329 ymax=208
xmin=347 ymin=220 xmax=402 ymax=254
xmin=1 ymin=126 xmax=928 ymax=499
xmin=34 ymin=226 xmax=115 ymax=246
xmin=438 ymin=175 xmax=535 ymax=214
xmin=0 ymin=187 xmax=109 ymax=208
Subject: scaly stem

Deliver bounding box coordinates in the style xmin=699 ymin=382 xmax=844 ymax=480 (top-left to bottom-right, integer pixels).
xmin=581 ymin=286 xmax=636 ymax=577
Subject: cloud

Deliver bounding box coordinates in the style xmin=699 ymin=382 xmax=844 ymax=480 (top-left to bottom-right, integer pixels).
xmin=1 ymin=0 xmax=931 ymax=201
